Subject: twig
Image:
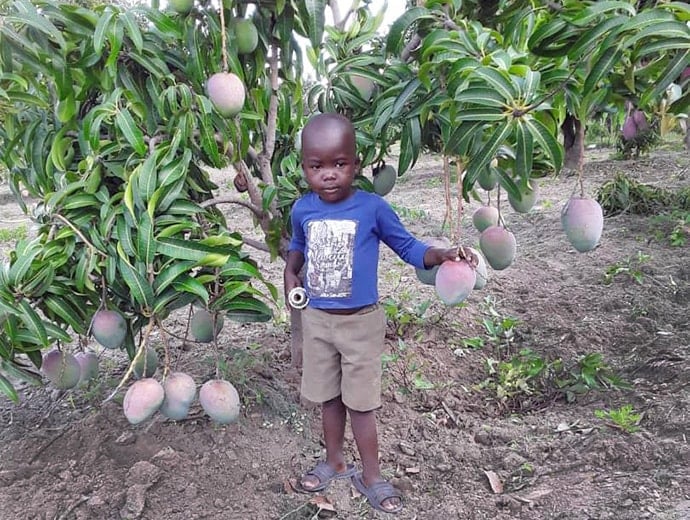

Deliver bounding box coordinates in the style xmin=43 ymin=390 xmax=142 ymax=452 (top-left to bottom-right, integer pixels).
xmin=219 ymin=0 xmax=228 ymax=72
xmin=29 ymin=425 xmax=70 ymax=464
xmin=52 ymin=214 xmax=107 ymax=257
xmin=101 ymin=319 xmax=157 ymax=404
xmin=441 ymin=400 xmax=459 ymax=427
xmin=278 ymin=500 xmax=310 ymax=520
xmin=199 ymin=194 xmax=264 ymax=217
xmin=56 ymin=496 xmax=89 ymax=520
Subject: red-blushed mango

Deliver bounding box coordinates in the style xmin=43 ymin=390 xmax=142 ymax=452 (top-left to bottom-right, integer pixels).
xmin=415 ymin=236 xmax=452 ymax=285
xmin=168 ymin=0 xmax=193 ymax=14
xmin=561 ymin=197 xmax=603 ymax=252
xmin=91 ymin=309 xmax=127 ymax=349
xmin=477 ymin=167 xmax=498 ymax=191
xmin=123 ymin=378 xmax=165 ymax=425
xmin=508 ymin=180 xmax=539 ymax=213
xmin=373 ymin=165 xmax=397 ymax=196
xmin=75 ymin=352 xmax=99 ymax=384
xmin=132 ymin=347 xmax=158 ymax=379
xmin=232 ymin=18 xmax=258 ymax=54
xmin=190 ymin=310 xmax=224 ymax=343
xmin=468 ymin=247 xmax=489 ymax=290
xmin=207 ymin=72 xmax=246 ymax=117
xmin=350 ymin=74 xmax=375 ymax=101
xmin=160 ymin=372 xmax=197 ymax=420
xmin=199 ymin=379 xmax=240 ymax=424
xmin=42 ymin=350 xmax=81 ymax=389
xmin=435 ymin=259 xmax=476 ymax=305
xmin=622 ymin=115 xmax=637 ymax=141
xmin=472 ymin=206 xmax=499 ymax=232
xmin=480 ymin=226 xmax=517 ymax=270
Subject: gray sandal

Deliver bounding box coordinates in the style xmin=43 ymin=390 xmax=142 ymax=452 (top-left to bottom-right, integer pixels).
xmin=352 ymin=472 xmax=403 ymax=514
xmin=299 ymin=461 xmax=357 ymax=492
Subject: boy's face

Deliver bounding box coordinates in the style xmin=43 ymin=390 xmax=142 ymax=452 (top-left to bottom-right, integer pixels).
xmin=301 ymin=118 xmax=360 ymax=204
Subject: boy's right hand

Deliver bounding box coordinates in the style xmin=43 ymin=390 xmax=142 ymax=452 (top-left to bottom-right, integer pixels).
xmin=283 ymin=271 xmax=302 ymax=310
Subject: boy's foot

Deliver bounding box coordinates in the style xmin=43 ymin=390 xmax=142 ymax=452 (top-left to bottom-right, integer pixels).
xmin=299 ymin=461 xmax=356 ymax=492
xmin=351 ymin=472 xmax=403 ymax=514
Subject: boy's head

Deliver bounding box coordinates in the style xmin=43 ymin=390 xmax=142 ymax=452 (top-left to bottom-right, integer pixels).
xmin=300 ymin=113 xmax=360 ymax=203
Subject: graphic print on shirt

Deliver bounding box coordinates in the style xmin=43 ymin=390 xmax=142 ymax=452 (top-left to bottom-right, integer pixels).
xmin=306 ymin=219 xmax=356 ymax=298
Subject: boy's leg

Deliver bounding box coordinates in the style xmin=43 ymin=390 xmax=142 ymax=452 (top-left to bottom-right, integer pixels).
xmin=301 ymin=395 xmax=350 ymax=490
xmin=350 ymin=409 xmax=402 ymax=513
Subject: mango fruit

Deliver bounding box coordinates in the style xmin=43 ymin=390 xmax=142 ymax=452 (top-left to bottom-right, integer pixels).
xmin=92 ymin=310 xmax=127 ymax=349
xmin=123 ymin=378 xmax=165 ymax=425
xmin=480 ymin=226 xmax=517 ymax=270
xmin=199 ymin=379 xmax=240 ymax=424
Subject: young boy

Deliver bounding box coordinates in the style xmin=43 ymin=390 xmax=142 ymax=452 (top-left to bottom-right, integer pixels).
xmin=284 ymin=112 xmax=475 ymax=514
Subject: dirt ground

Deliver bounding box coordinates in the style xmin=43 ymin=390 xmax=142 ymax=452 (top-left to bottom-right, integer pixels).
xmin=0 ymin=146 xmax=688 ymax=520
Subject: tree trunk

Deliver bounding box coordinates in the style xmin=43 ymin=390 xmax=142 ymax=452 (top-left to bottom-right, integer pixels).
xmin=562 ymin=113 xmax=585 ymax=171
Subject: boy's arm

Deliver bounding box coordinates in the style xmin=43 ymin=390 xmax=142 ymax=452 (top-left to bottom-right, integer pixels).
xmin=423 ymin=246 xmax=478 ymax=269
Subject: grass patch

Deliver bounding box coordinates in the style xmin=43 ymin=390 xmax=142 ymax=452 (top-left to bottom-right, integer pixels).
xmin=0 ymin=224 xmax=28 ymax=242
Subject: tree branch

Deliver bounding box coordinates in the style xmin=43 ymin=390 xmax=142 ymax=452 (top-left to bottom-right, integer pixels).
xmin=242 ymin=236 xmax=270 ymax=253
xmin=199 ymin=194 xmax=264 ymax=218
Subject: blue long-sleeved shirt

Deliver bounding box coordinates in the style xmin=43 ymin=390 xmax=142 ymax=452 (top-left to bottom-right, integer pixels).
xmin=288 ymin=190 xmax=429 ymax=309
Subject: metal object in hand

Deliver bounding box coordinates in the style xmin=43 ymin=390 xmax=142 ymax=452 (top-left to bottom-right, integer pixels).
xmin=288 ymin=287 xmax=309 ymax=310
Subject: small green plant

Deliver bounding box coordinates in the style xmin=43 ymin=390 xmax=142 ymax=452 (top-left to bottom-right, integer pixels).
xmin=382 ymin=296 xmax=431 ymax=336
xmin=389 ymin=202 xmax=427 ymax=221
xmin=482 ymin=348 xmax=553 ymax=401
xmin=478 ymin=349 xmax=630 ymax=412
xmin=650 ymin=210 xmax=690 ymax=247
xmin=603 ymin=251 xmax=651 ymax=285
xmin=462 ymin=337 xmax=485 ymax=350
xmin=480 ymin=295 xmax=519 ymax=348
xmin=556 ymin=352 xmax=630 ymax=402
xmin=595 ymin=404 xmax=642 ymax=433
xmin=382 ymin=338 xmax=435 ymax=394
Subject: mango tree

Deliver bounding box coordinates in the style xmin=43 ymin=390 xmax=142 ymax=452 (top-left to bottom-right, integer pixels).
xmin=0 ymin=0 xmax=339 ymax=402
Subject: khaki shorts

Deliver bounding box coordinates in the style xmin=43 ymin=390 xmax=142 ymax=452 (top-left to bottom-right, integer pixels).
xmin=301 ymin=304 xmax=386 ymax=412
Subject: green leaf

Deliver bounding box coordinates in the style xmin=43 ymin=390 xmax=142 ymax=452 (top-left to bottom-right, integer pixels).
xmin=465 ymin=121 xmax=513 ymax=187
xmin=43 ymin=294 xmax=87 ymax=334
xmin=115 ymin=107 xmax=146 ymax=156
xmin=567 ymin=17 xmax=627 ymax=60
xmin=623 ymin=20 xmax=690 ymax=49
xmin=153 ymin=260 xmax=196 ymax=293
xmin=120 ymin=11 xmax=143 ymax=51
xmin=172 ymin=275 xmax=209 ymax=302
xmin=8 ymin=240 xmax=41 ymax=286
xmin=138 ymin=154 xmax=158 ymax=203
xmin=6 ymin=0 xmax=67 ymax=49
xmin=523 ymin=117 xmax=564 ymax=171
xmin=301 ymin=0 xmax=326 ymax=50
xmin=569 ymin=1 xmax=636 ymax=27
xmin=93 ymin=6 xmax=116 ymax=56
xmin=641 ymin=49 xmax=690 ymax=106
xmin=398 ymin=117 xmax=421 ymax=175
xmin=386 ymin=7 xmax=430 ymax=56
xmin=155 ymin=237 xmax=229 ymax=262
xmin=118 ymin=257 xmax=154 ymax=310
xmin=514 ymin=121 xmax=534 ymax=180
xmin=455 ymin=87 xmax=508 ymax=108
xmin=136 ymin=212 xmax=156 ymax=265
xmin=473 ymin=68 xmax=517 ymax=102
xmin=0 ymin=359 xmax=42 ymax=387
xmin=0 ymin=373 xmax=19 ymax=404
xmin=18 ymin=300 xmax=48 ymax=347
xmin=584 ymin=46 xmax=622 ymax=96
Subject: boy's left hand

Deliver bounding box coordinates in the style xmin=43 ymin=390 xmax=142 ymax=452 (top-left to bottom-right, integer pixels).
xmin=457 ymin=246 xmax=479 ymax=268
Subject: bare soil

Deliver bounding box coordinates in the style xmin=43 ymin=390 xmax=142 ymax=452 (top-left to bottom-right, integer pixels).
xmin=0 ymin=147 xmax=688 ymax=520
